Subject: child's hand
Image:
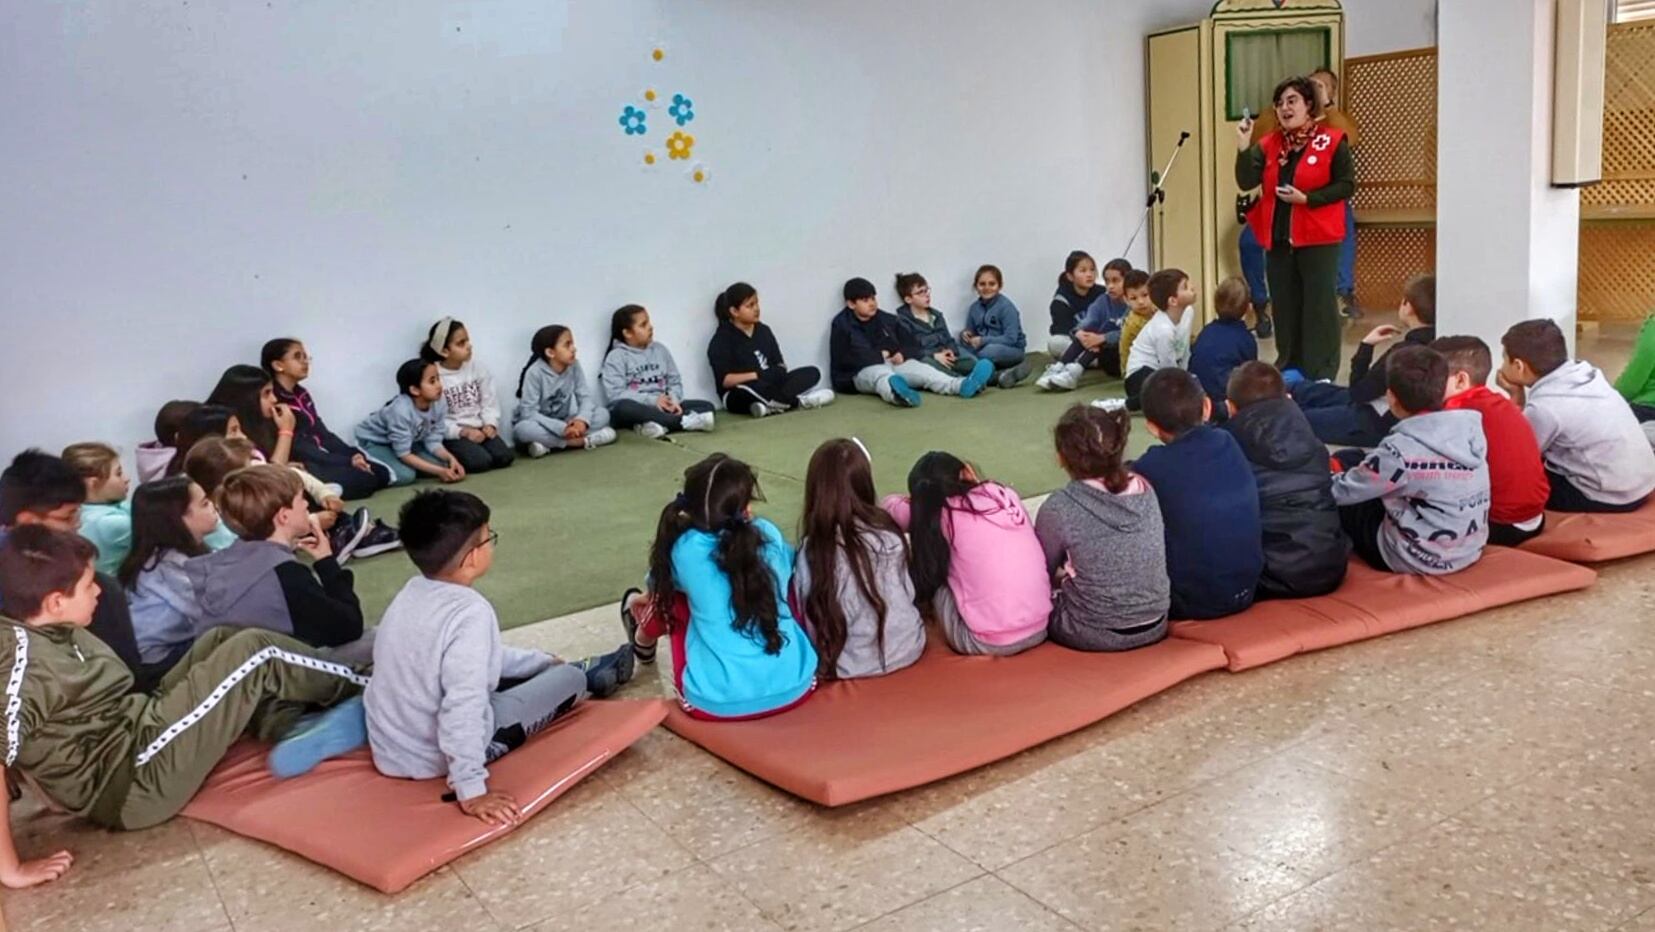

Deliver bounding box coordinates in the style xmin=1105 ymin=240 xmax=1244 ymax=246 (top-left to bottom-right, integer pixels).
xmin=934 ymin=350 xmax=954 ymax=367
xmin=483 ymin=425 xmax=499 ymax=439
xmin=351 ymin=453 xmax=372 ymax=473
xmin=655 ymin=395 xmax=675 ymax=413
xmin=273 ymin=403 xmax=297 ymax=432
xmin=313 ymin=510 xmax=338 ymax=532
xmin=442 ymin=461 xmax=466 ymax=483
xmin=567 ymin=418 xmax=588 ymax=439
xmin=459 ymin=791 xmax=521 ymax=826
xmin=1362 ymin=324 xmax=1402 ymax=346
xmin=1078 ymin=331 xmax=1106 ymax=351
xmin=1236 ymin=117 xmax=1255 ymax=150
xmin=888 ymin=353 xmax=905 ymax=366
xmin=0 ymin=849 xmax=73 ymax=888
xmin=296 ymin=515 xmax=332 ymax=559
xmin=461 ymin=427 xmax=487 ymax=443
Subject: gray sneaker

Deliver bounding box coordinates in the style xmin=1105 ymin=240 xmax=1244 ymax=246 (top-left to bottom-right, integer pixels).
xmin=634 ymin=422 xmax=669 ymax=440
xmin=583 ymin=426 xmax=618 ymax=449
xmin=997 ymin=360 xmax=1034 ymax=388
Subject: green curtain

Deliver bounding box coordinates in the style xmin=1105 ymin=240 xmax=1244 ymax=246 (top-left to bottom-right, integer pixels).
xmin=1226 ymin=29 xmax=1330 ymax=120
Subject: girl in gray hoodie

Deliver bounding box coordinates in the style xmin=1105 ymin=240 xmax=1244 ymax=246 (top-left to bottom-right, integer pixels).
xmin=512 ymin=325 xmax=618 ymax=456
xmin=1034 ymin=405 xmax=1170 ymax=651
xmin=600 ymin=305 xmax=716 ymax=440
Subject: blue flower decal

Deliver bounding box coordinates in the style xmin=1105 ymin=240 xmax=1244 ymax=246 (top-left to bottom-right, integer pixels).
xmin=618 ymin=105 xmax=647 ymax=136
xmin=669 ymin=93 xmax=695 ymax=127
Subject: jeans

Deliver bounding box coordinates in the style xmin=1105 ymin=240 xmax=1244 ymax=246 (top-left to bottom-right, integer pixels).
xmin=973 ymin=342 xmax=1026 ymax=369
xmin=1239 ymin=224 xmax=1270 ymax=308
xmin=1293 ymin=382 xmax=1392 ymax=447
xmin=1339 ymin=200 xmax=1357 ymax=297
xmin=514 ymin=407 xmax=613 ymax=450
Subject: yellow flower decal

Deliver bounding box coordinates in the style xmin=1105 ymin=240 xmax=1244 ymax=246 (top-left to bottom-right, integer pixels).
xmin=666 ymin=131 xmax=695 ymax=161
xmin=688 ymin=162 xmax=710 ymax=184
xmin=652 ymin=46 xmax=666 ymax=62
xmin=642 ymin=150 xmax=658 ymax=167
xmin=640 ymin=87 xmax=662 ymax=110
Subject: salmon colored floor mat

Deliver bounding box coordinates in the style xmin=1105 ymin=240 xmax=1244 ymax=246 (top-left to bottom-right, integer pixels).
xmin=1518 ymin=500 xmax=1655 ymax=563
xmin=662 ymin=637 xmax=1228 ymax=807
xmin=1171 ymin=547 xmax=1597 ymax=671
xmin=181 ymin=698 xmax=668 ymax=893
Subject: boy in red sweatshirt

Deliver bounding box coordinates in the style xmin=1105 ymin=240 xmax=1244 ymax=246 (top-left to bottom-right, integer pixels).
xmin=1433 ymin=336 xmax=1550 ymax=545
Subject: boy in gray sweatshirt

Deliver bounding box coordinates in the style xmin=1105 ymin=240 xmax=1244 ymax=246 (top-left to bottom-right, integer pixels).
xmin=1497 ymin=319 xmax=1655 ymax=512
xmin=1332 ymin=345 xmax=1491 ymax=575
xmin=364 ymin=490 xmax=635 ymax=825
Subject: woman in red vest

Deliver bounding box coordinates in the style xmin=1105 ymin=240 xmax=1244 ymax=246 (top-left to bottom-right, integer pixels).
xmin=1235 ymin=75 xmax=1356 ymax=381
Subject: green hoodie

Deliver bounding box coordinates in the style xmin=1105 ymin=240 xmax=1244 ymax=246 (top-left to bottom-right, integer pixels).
xmin=1614 ymin=316 xmax=1655 ymax=407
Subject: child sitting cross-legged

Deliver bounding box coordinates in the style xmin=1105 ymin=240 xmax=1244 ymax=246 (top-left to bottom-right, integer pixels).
xmin=1188 ymin=276 xmax=1259 ymax=422
xmin=1034 ymin=405 xmax=1169 ymax=651
xmin=1123 ymin=270 xmax=1198 ymax=411
xmin=61 ymin=442 xmax=133 ymax=578
xmin=0 ymin=526 xmax=367 ymax=888
xmin=423 ymin=317 xmax=517 ymax=474
xmin=365 ymin=490 xmax=634 ymax=826
xmin=1133 ymin=369 xmax=1264 ymax=619
xmin=513 ymin=325 xmax=618 ymax=456
xmin=1220 ymin=362 xmax=1348 ymax=598
xmin=602 ymin=304 xmax=717 ymax=439
xmin=884 ymin=452 xmax=1050 ymax=655
xmin=1432 ymin=336 xmax=1551 ymax=546
xmin=623 ymin=454 xmax=818 ymax=720
xmin=1331 ymin=345 xmax=1491 ymax=575
xmin=959 ymin=265 xmax=1033 ymax=387
xmin=792 ymin=438 xmax=926 ymax=680
xmin=355 ymin=359 xmax=467 ymax=486
xmin=708 ymin=282 xmax=836 ymax=417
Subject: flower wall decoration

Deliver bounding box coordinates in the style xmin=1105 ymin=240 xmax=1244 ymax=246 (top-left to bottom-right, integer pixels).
xmin=618 ymin=105 xmax=647 ymax=136
xmin=666 ymin=131 xmax=695 ymax=160
xmin=668 ymin=93 xmax=695 ymax=127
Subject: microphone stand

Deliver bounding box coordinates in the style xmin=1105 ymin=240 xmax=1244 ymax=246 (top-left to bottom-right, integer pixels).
xmin=1122 ymin=130 xmax=1191 ymax=263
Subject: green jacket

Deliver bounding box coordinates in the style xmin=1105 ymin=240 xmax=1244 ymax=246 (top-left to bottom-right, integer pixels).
xmin=0 ymin=616 xmax=140 ymax=827
xmin=1614 ymin=316 xmax=1655 ymax=407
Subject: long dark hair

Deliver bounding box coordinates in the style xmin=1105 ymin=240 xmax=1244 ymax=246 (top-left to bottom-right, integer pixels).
xmin=118 ymin=476 xmax=209 ymax=588
xmin=905 ymin=451 xmax=981 ymax=605
xmin=606 ymin=304 xmax=647 ymax=358
xmin=647 ymin=454 xmax=784 ymax=655
xmin=1059 ymin=250 xmax=1095 ymax=290
xmin=420 ymin=318 xmax=468 ymax=365
xmin=517 ymin=325 xmax=570 ymax=397
xmin=800 ymin=439 xmax=905 ymax=678
xmin=1053 ymin=404 xmax=1132 ymax=491
xmin=206 ymin=365 xmax=277 ymax=455
xmin=166 ymin=404 xmax=239 ymax=476
xmin=714 ymin=283 xmax=756 ymax=324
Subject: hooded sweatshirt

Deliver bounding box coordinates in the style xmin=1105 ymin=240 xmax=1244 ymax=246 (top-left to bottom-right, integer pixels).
xmin=707 ymin=319 xmax=790 ymax=390
xmin=1134 ymin=426 xmax=1264 ymax=619
xmin=1034 ymin=476 xmax=1170 ymax=633
xmin=1049 ymin=280 xmax=1109 ymax=336
xmin=1523 ymin=360 xmax=1655 ymax=506
xmin=79 ymin=500 xmax=133 ymax=578
xmin=601 ymin=340 xmax=684 ymax=407
xmin=884 ymin=483 xmax=1050 ymax=646
xmin=1222 ymin=398 xmax=1349 ymax=598
xmin=964 ymin=294 xmax=1026 ymax=349
xmin=792 ymin=527 xmax=926 ymax=680
xmin=273 ymin=382 xmax=365 ymax=470
xmin=894 ymin=305 xmax=964 ymax=360
xmin=128 ymin=549 xmax=203 ymax=665
xmin=183 ymin=539 xmax=364 ymax=647
xmin=355 ymin=395 xmax=448 ymax=459
xmin=1614 ymin=316 xmax=1655 ymax=407
xmin=135 ymin=442 xmax=176 ymax=484
xmin=436 ymin=359 xmax=502 ymax=437
xmin=1331 ymin=409 xmax=1491 ymax=575
xmin=515 ymin=359 xmax=599 ymax=427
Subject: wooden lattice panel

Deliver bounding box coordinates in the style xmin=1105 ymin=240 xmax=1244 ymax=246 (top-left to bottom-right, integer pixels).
xmin=1584 ymin=22 xmax=1655 ymax=209
xmin=1579 ymin=221 xmax=1655 ymax=320
xmin=1353 ymin=225 xmax=1435 ymax=311
xmin=1345 ymin=49 xmax=1437 ymax=214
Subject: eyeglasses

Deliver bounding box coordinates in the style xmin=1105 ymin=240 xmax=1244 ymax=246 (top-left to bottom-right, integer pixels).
xmin=471 ymin=529 xmax=500 ymax=556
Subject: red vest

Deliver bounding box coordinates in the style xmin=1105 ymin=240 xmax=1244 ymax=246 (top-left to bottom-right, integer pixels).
xmin=1247 ymin=125 xmax=1347 ymax=250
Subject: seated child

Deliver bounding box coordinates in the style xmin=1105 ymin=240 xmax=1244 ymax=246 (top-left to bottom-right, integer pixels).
xmin=883 ymin=453 xmax=1049 ymax=655
xmin=1123 ymin=270 xmax=1198 ymax=411
xmin=959 ymin=264 xmax=1033 ymax=386
xmin=793 ymin=439 xmax=926 ymax=679
xmin=0 ymin=524 xmax=366 ymax=884
xmin=1034 ymin=405 xmax=1169 ymax=651
xmin=708 ymin=282 xmax=836 ymax=417
xmin=1038 ymin=254 xmax=1131 ymax=389
xmin=136 ymin=400 xmax=198 ymax=483
xmin=355 ymin=359 xmax=467 ymax=486
xmin=1114 ymin=269 xmax=1155 ymax=382
xmin=423 ymin=318 xmax=516 ymax=473
xmin=263 ymin=340 xmax=394 ymax=499
xmin=828 ymin=278 xmax=980 ymax=407
xmin=1499 ymin=319 xmax=1655 ymax=512
xmin=623 ymin=454 xmax=817 ymax=720
xmin=513 ymin=325 xmax=618 ymax=455
xmin=365 ymin=490 xmax=634 ymax=825
xmin=1614 ymin=313 xmax=1655 ymax=423
xmin=119 ymin=476 xmax=223 ymax=669
xmin=61 ymin=442 xmax=132 ymax=577
xmin=1293 ymin=274 xmax=1437 ymax=447
xmin=1188 ymin=276 xmax=1259 ymax=421
xmin=184 ymin=465 xmax=367 ymax=656
xmin=601 ymin=304 xmax=717 ymax=439
xmin=892 ymin=272 xmax=995 ymax=394
xmin=1433 ymin=336 xmax=1550 ymax=546
xmin=1220 ymin=362 xmax=1348 ymax=599
xmin=0 ymin=451 xmax=151 ymax=690
xmin=1332 ymin=345 xmax=1490 ymax=574
xmin=1133 ymin=369 xmax=1264 ymax=619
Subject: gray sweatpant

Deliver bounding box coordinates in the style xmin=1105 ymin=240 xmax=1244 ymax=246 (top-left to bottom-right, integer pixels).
xmin=513 ymin=407 xmax=613 ymax=451
xmin=933 ymin=586 xmax=1047 ymax=657
xmin=485 ymin=662 xmax=587 ymax=760
xmin=853 ymin=361 xmax=965 ymax=404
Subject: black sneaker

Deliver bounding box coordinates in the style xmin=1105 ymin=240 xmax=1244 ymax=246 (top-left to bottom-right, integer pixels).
xmin=352 ymin=520 xmax=402 ymax=558
xmin=1254 ymin=310 xmax=1275 ymax=340
xmin=328 ymin=508 xmax=373 ymax=564
xmin=1338 ymin=293 xmax=1362 ymax=320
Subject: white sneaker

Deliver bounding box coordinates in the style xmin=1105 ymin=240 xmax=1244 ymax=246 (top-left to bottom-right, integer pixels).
xmin=748 ymin=401 xmax=771 ymax=418
xmin=1035 ymin=363 xmax=1064 ymax=391
xmin=682 ymin=411 xmax=716 ymax=432
xmin=797 ymin=388 xmax=836 ymax=409
xmin=1091 ymin=397 xmax=1128 ymax=413
xmin=634 ymin=422 xmax=669 ymax=440
xmin=1048 ymin=363 xmax=1083 ymax=392
xmin=583 ymin=427 xmax=617 ymax=449
xmin=525 ymin=441 xmax=550 ymax=459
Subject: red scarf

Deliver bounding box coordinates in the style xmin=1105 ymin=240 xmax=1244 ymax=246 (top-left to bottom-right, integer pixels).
xmin=1277 ymin=119 xmax=1322 ymax=167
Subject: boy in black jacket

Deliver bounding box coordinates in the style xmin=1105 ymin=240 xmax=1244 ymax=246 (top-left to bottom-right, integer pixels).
xmin=828 ymin=278 xmax=981 ymax=408
xmin=707 ymin=282 xmax=836 ymax=417
xmin=1222 ymin=362 xmax=1349 ymax=598
xmin=1293 ymin=274 xmax=1436 ymax=447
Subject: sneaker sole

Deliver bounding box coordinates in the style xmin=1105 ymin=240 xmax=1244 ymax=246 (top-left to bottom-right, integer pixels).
xmin=352 ymin=539 xmax=403 ymax=558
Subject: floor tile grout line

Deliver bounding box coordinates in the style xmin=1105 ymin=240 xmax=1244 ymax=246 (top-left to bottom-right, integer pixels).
xmin=835 ymin=871 xmax=1001 ymax=932
xmin=182 ymin=820 xmax=240 ymax=932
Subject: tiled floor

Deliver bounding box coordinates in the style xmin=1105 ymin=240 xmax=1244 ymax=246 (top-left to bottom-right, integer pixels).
xmin=5 ymin=319 xmax=1651 ymax=931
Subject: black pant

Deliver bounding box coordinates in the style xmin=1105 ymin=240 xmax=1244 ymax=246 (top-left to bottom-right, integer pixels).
xmin=1123 ymin=367 xmax=1153 ymax=411
xmin=720 ymin=366 xmax=821 ymax=414
xmin=1631 ymin=402 xmax=1655 ymax=424
xmin=610 ymin=398 xmax=716 ymax=431
xmin=1488 ymin=516 xmax=1545 ymax=547
xmin=444 ymin=435 xmax=516 ymax=473
xmin=1267 ymin=242 xmax=1342 ymax=381
xmin=302 ymin=457 xmax=392 ymax=501
xmin=1338 ymin=498 xmax=1390 ymax=571
xmin=1545 ymin=468 xmax=1650 ymax=514
xmin=1059 ymin=340 xmax=1123 ymax=377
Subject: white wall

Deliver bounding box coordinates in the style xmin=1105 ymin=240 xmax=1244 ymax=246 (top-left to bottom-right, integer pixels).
xmin=1344 ymin=0 xmax=1436 ymax=56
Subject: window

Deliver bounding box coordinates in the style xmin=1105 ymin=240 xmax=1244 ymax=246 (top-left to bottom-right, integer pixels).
xmin=1224 ymin=29 xmax=1332 ymax=121
xmin=1618 ymin=0 xmax=1655 ymax=23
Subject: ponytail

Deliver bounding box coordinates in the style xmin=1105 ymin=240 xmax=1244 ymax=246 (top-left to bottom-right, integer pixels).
xmin=607 ymin=305 xmax=646 ymax=358
xmin=714 ymin=282 xmax=756 ymax=324
xmin=1053 ymin=404 xmax=1132 ymax=492
xmin=517 ymin=325 xmax=569 ymax=398
xmin=904 ymin=451 xmax=979 ymax=605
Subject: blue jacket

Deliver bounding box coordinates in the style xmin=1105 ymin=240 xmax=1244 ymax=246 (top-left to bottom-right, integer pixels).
xmin=671 ymin=518 xmax=817 ymax=717
xmin=1189 ymin=318 xmax=1259 ymax=410
xmin=1134 ymin=427 xmax=1264 ymax=620
xmin=1075 ymin=293 xmax=1128 ymax=336
xmin=964 ymin=294 xmax=1026 ymax=350
xmin=829 ymin=307 xmax=911 ymax=392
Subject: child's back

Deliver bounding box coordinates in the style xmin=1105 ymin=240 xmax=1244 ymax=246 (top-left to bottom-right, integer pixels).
xmin=1189 ymin=317 xmax=1258 ymax=412
xmin=184 ymin=538 xmax=363 ymax=647
xmin=1443 ymin=386 xmax=1549 ymax=528
xmin=1526 ymin=360 xmax=1655 ymax=507
xmin=1135 ymin=426 xmax=1263 ymax=619
xmin=1035 ymin=476 xmax=1169 ymax=648
xmin=793 ymin=526 xmax=925 ymax=679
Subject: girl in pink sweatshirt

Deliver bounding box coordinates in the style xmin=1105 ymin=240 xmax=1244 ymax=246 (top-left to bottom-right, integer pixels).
xmin=883 ymin=452 xmax=1049 ymax=655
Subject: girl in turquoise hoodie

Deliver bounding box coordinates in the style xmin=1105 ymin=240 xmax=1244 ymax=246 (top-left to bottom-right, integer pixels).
xmin=622 ymin=454 xmax=816 ymax=720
